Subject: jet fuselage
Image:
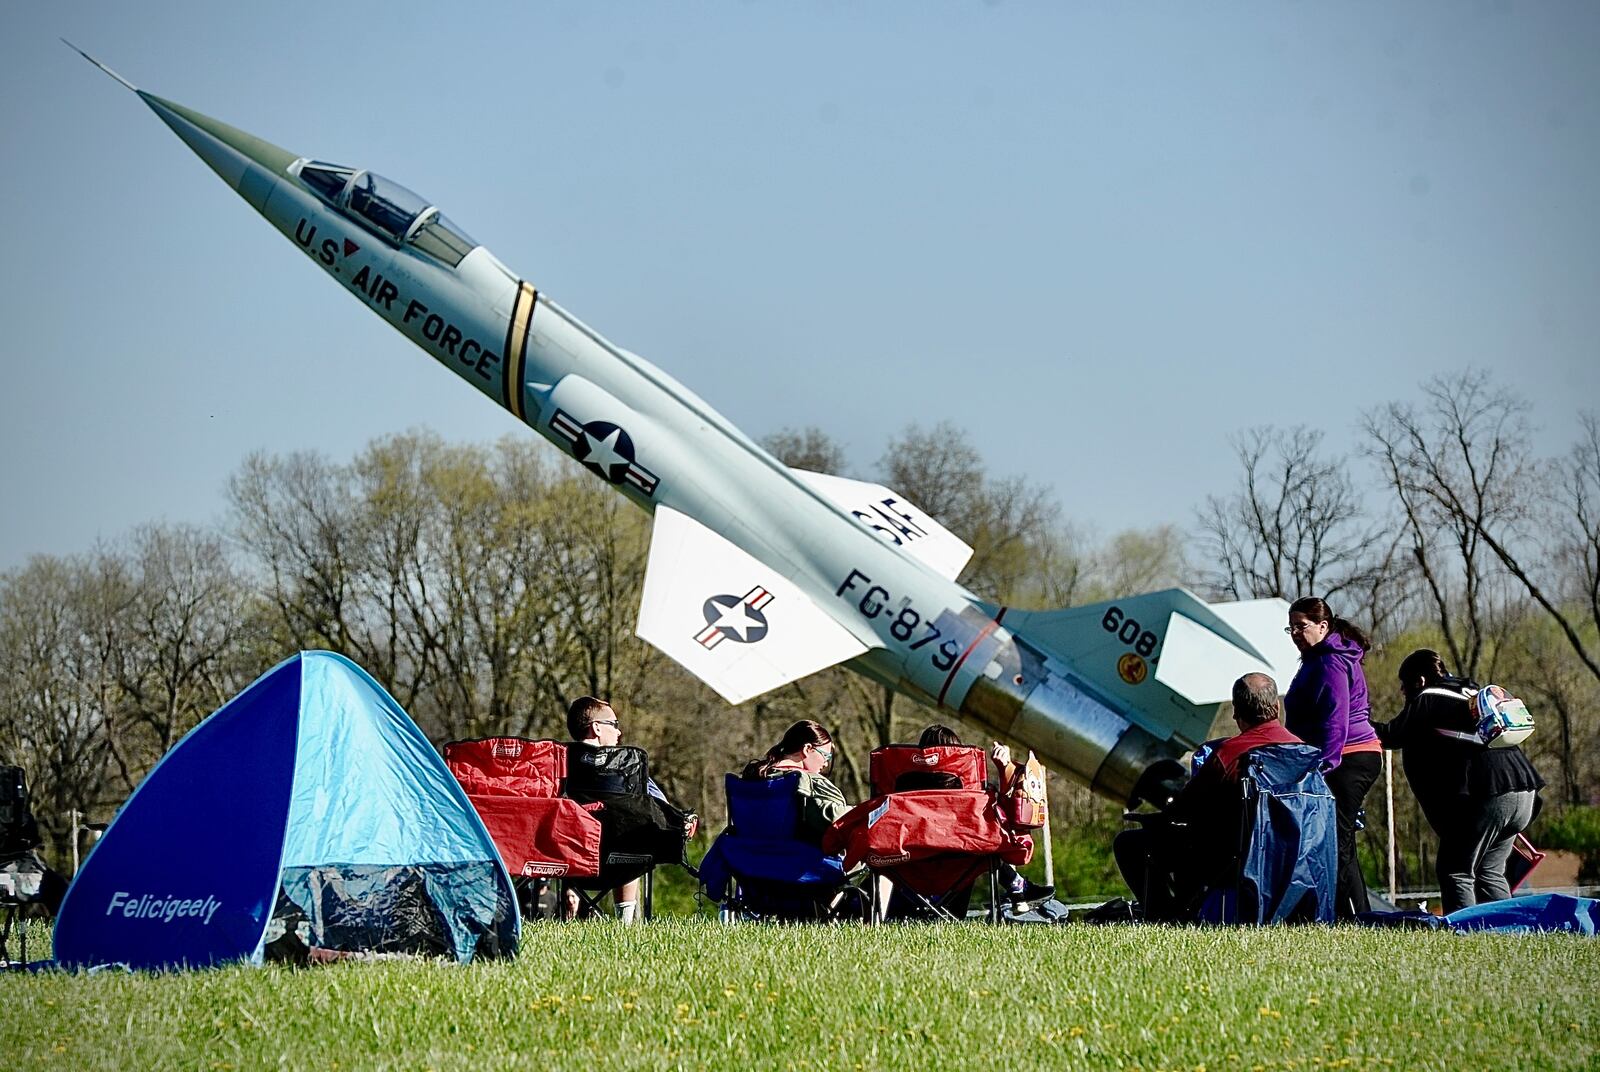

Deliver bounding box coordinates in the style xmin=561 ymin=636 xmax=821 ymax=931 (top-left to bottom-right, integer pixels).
xmin=113 ymin=87 xmax=1206 ymax=801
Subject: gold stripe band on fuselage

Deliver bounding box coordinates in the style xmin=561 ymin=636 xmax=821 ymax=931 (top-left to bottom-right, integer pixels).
xmin=503 ymin=281 xmax=537 ymax=421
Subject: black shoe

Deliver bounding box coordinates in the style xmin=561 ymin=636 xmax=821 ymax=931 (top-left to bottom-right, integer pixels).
xmin=1010 ymin=879 xmax=1055 ymax=905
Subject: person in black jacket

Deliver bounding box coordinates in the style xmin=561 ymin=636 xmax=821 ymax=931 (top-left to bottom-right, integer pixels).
xmin=1 ymin=764 xmax=68 ymax=917
xmin=563 ymin=697 xmax=696 ymax=922
xmin=1373 ymin=649 xmax=1544 ymax=914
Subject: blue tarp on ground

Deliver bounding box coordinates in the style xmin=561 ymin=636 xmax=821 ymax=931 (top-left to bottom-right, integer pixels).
xmin=52 ymin=651 xmax=517 ymax=970
xmin=1358 ymin=894 xmax=1600 ymax=934
xmin=1447 ymin=893 xmax=1600 ymax=934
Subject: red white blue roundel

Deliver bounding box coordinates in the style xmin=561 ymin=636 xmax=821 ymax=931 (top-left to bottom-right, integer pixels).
xmin=549 ymin=410 xmax=660 ymax=496
xmin=694 ymin=586 xmax=774 ymax=649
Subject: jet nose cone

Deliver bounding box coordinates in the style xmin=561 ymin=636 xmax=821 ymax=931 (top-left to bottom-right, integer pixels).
xmin=137 ymin=92 xmax=300 ymax=196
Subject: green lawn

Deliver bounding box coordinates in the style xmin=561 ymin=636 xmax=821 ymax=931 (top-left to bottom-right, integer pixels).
xmin=5 ymin=921 xmax=1598 ymax=1071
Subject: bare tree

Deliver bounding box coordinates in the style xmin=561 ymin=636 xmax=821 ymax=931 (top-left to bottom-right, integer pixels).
xmin=1364 ymin=373 xmax=1534 ymax=680
xmin=530 ymin=474 xmax=661 ymax=719
xmin=0 ymin=557 xmax=114 ymax=857
xmin=1481 ymin=412 xmax=1600 ymax=686
xmin=101 ymin=524 xmax=256 ymax=789
xmin=1020 ymin=527 xmax=1093 ymax=609
xmin=346 ymin=432 xmax=440 ymax=706
xmin=878 ymin=422 xmax=987 ymax=528
xmin=1560 ymin=414 xmax=1600 ymax=634
xmin=1510 ymin=612 xmax=1599 ymax=807
xmin=761 ymin=426 xmax=849 ymax=475
xmin=1200 ymin=425 xmax=1384 ymax=604
xmin=228 ymin=449 xmax=361 ymax=653
xmin=406 ymin=436 xmax=566 ymax=740
xmin=1091 ymin=525 xmax=1190 ymax=601
xmin=878 ymin=421 xmax=1060 ymax=605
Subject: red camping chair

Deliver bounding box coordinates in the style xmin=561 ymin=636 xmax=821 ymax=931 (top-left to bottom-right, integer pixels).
xmin=827 ymin=746 xmax=1031 ymax=923
xmin=443 ymin=737 xmax=602 ymax=919
xmin=869 ymin=744 xmax=988 ymax=795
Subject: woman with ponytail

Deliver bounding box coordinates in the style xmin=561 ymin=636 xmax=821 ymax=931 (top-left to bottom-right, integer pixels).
xmin=1283 ymin=596 xmax=1382 ymax=919
xmin=1374 ymin=649 xmax=1544 ymax=913
xmin=741 ymin=720 xmax=850 ymax=845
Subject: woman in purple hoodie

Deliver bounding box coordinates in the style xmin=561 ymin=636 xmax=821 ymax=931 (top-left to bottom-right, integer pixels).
xmin=1283 ymin=597 xmax=1381 ymax=919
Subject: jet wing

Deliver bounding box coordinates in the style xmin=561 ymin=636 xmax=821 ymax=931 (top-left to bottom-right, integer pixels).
xmin=636 ymin=506 xmax=872 ymax=705
xmin=790 ymin=469 xmax=974 ymax=581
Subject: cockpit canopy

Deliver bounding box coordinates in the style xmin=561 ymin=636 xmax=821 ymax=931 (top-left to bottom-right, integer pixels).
xmin=292 ymin=160 xmax=478 ymax=267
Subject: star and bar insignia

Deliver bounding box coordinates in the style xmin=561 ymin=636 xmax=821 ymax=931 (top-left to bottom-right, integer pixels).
xmin=549 ymin=410 xmax=660 ymax=496
xmin=695 ymin=586 xmax=774 ymax=649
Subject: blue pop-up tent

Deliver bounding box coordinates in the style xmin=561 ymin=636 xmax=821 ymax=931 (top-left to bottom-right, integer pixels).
xmin=53 ymin=651 xmax=517 ymax=970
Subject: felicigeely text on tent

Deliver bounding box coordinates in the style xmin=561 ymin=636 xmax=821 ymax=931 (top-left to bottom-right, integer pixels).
xmin=106 ymin=890 xmax=222 ymax=925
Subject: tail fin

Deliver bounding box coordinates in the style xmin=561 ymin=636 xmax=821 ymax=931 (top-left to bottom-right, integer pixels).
xmin=1001 ymin=590 xmax=1297 ymax=749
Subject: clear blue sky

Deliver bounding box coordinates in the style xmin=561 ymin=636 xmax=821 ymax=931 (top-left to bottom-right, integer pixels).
xmin=4 ymin=2 xmax=1596 ymax=570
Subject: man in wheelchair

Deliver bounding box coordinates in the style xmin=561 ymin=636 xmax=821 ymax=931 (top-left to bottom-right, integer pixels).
xmin=1113 ymin=674 xmax=1303 ymax=922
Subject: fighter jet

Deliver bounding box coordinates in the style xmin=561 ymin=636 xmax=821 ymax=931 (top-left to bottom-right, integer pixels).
xmin=73 ymin=49 xmax=1298 ymax=803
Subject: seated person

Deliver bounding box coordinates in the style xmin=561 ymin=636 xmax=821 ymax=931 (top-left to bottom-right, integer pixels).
xmin=891 ymin=725 xmax=1052 ymax=907
xmin=740 ymin=720 xmax=849 ymax=845
xmin=892 ymin=724 xmax=1010 ymax=790
xmin=1113 ymin=673 xmax=1302 ymax=921
xmin=1 ymin=763 xmax=68 ymax=917
xmin=563 ymin=697 xmax=696 ymax=923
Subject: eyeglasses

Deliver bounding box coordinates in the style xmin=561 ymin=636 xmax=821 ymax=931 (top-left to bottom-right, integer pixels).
xmin=810 ymin=744 xmax=833 ymax=763
xmin=589 ymin=719 xmax=620 ymax=729
xmin=1284 ymin=623 xmax=1320 ymax=635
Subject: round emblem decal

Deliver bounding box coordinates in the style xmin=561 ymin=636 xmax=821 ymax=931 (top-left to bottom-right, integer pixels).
xmin=1117 ymin=653 xmax=1148 ymax=686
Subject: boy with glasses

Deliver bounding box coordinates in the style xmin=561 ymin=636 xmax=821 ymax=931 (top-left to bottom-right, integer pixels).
xmin=565 ymin=697 xmax=697 ymax=922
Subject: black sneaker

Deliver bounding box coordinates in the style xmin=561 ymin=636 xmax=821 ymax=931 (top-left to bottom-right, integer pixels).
xmin=1010 ymin=879 xmax=1055 ymax=905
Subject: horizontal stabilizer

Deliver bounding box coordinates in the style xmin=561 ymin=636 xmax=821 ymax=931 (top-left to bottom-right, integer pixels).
xmin=636 ymin=507 xmax=871 ymax=705
xmin=790 ymin=469 xmax=974 ymax=581
xmin=1003 ymin=590 xmax=1294 ymax=749
xmin=1194 ymin=597 xmax=1301 ymax=694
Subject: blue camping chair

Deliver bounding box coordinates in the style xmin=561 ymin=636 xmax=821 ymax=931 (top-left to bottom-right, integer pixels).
xmin=1198 ymin=742 xmax=1338 ymax=924
xmin=698 ymin=773 xmax=864 ymax=922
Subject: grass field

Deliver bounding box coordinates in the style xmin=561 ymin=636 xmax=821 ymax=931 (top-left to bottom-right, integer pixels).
xmin=5 ymin=920 xmax=1599 ymax=1071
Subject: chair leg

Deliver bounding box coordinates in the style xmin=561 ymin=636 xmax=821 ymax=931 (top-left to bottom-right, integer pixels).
xmin=3 ymin=908 xmax=22 ymax=967
xmin=886 ymin=875 xmax=954 ymax=921
xmin=643 ymin=870 xmax=653 ymax=921
xmin=824 ymin=886 xmax=860 ymax=924
xmin=569 ymin=886 xmax=610 ymax=920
